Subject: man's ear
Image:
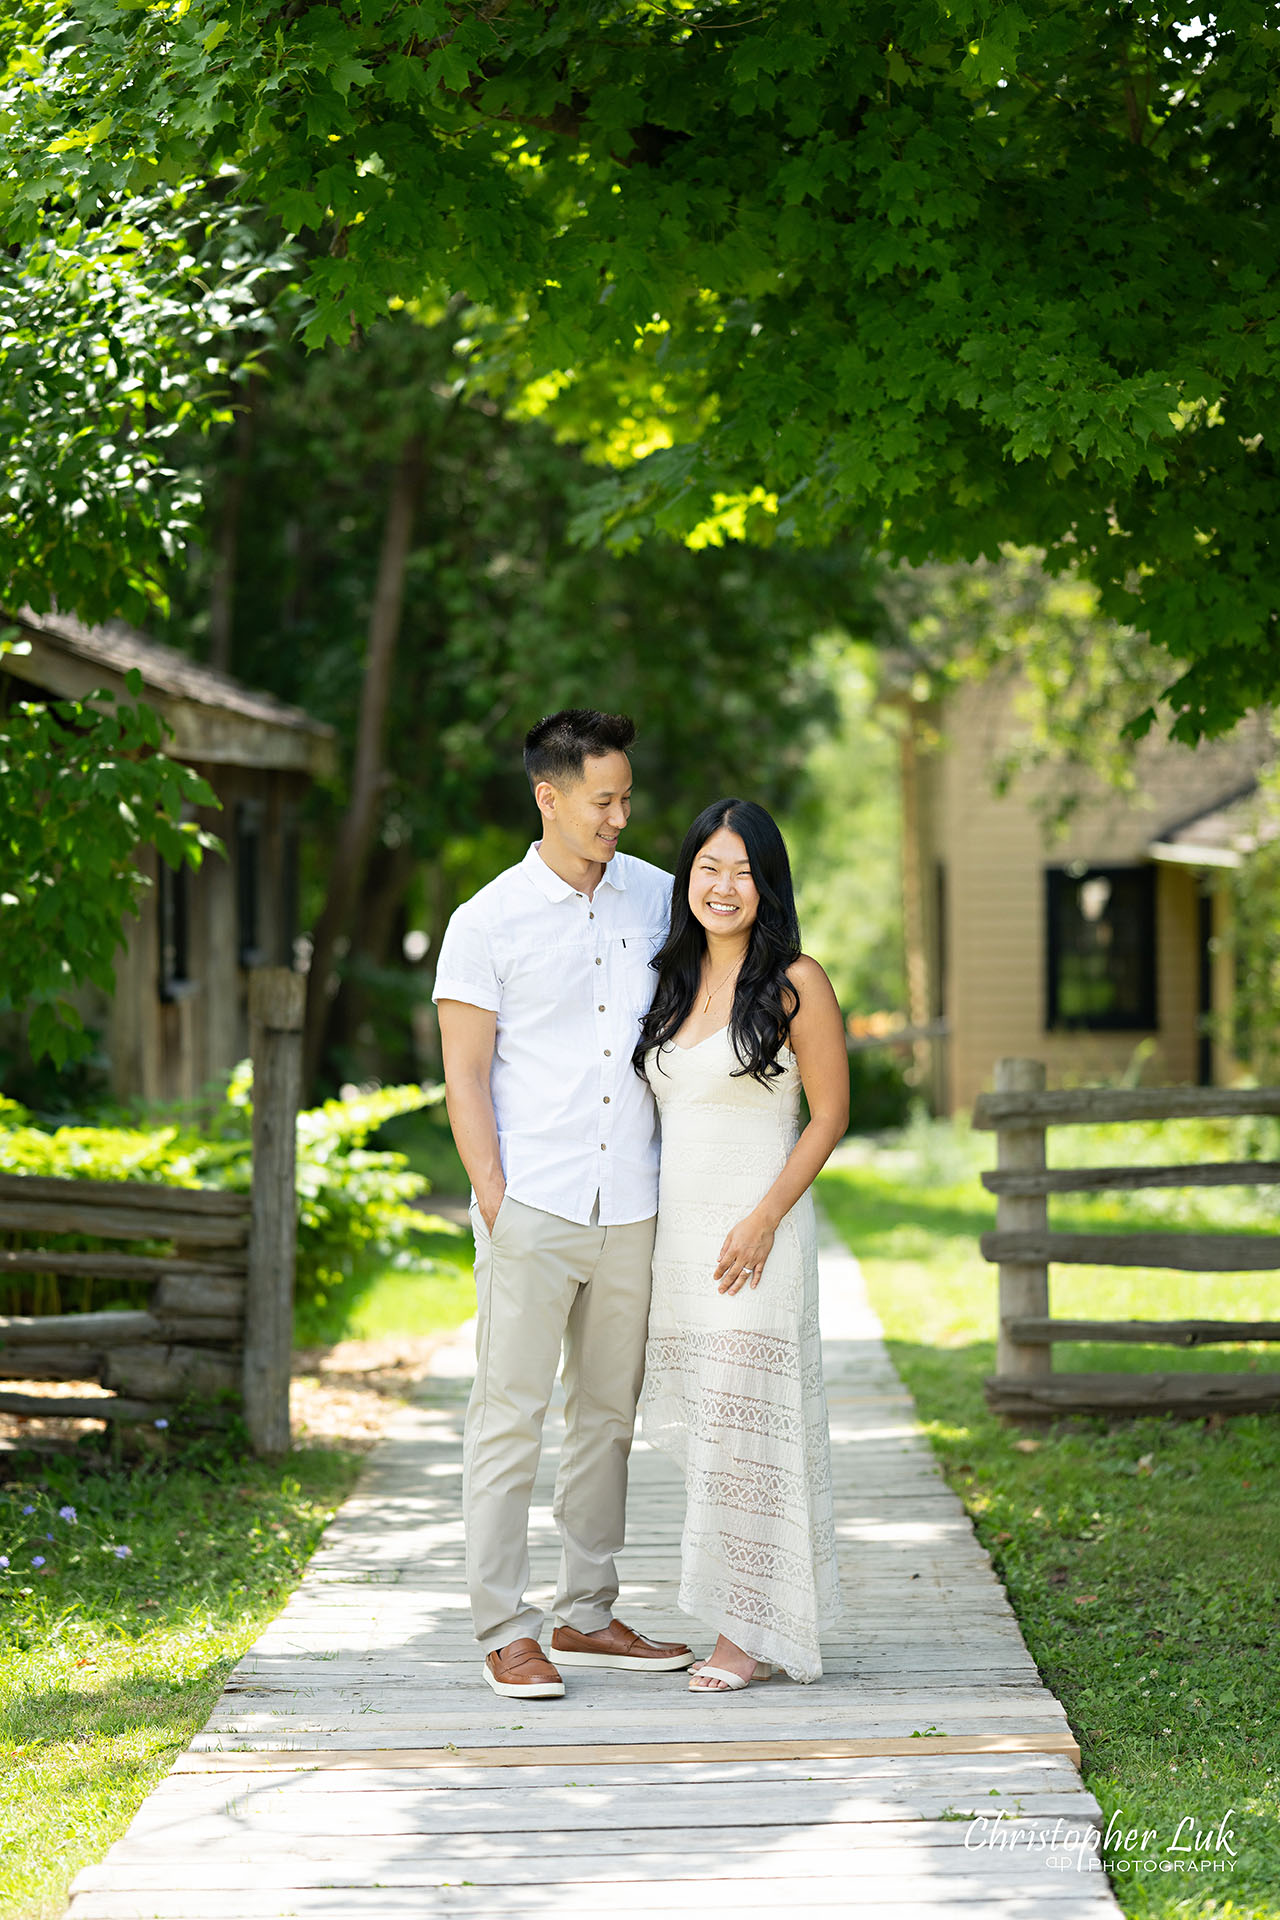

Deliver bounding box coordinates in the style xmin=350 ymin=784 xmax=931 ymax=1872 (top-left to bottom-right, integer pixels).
xmin=534 ymin=779 xmax=557 ymax=823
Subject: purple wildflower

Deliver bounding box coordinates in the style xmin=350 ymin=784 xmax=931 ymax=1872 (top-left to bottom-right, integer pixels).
xmin=154 ymin=1419 xmax=169 ymax=1431
xmin=0 ymin=1556 xmax=9 ymax=1569
xmin=31 ymin=1556 xmax=45 ymax=1568
xmin=112 ymin=1545 xmax=132 ymax=1559
xmin=59 ymin=1506 xmax=77 ymax=1523
xmin=21 ymin=1504 xmax=34 ymax=1515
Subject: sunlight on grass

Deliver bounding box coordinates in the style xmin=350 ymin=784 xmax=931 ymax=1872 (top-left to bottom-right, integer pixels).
xmin=818 ymin=1128 xmax=1280 ymax=1920
xmin=0 ymin=1448 xmax=360 ymax=1920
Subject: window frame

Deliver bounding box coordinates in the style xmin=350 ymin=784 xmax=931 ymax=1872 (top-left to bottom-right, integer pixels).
xmin=1044 ymin=862 xmax=1158 ymax=1034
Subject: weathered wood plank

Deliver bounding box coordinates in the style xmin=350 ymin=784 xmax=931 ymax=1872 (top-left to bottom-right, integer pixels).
xmin=972 ymin=1083 xmax=1280 ymax=1128
xmin=980 ymin=1228 xmax=1280 ymax=1270
xmin=1004 ymin=1315 xmax=1280 ymax=1347
xmin=0 ymin=1172 xmax=248 ymax=1215
xmin=103 ymin=1346 xmax=239 ymax=1399
xmin=243 ymin=968 xmax=304 ymax=1456
xmin=0 ymin=1197 xmax=248 ymax=1247
xmin=0 ymin=1310 xmax=241 ymax=1348
xmin=0 ymin=1251 xmax=247 ymax=1285
xmin=154 ymin=1274 xmax=247 ymax=1316
xmin=0 ymin=1390 xmax=168 ymax=1421
xmin=992 ymin=1059 xmax=1050 ymax=1386
xmin=982 ymin=1161 xmax=1280 ymax=1195
xmin=65 ymin=1881 xmax=1111 ymax=1916
xmin=985 ymin=1369 xmax=1280 ymax=1416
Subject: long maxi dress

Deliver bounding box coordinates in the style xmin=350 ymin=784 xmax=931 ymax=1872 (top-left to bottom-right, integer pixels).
xmin=640 ymin=1028 xmax=842 ymax=1682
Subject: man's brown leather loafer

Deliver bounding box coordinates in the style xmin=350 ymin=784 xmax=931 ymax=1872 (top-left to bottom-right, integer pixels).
xmin=482 ymin=1637 xmax=565 ymax=1698
xmin=551 ymin=1618 xmax=695 ymax=1672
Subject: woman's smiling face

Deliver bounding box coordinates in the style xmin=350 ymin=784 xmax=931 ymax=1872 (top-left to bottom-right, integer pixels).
xmin=688 ymin=827 xmax=759 ymax=939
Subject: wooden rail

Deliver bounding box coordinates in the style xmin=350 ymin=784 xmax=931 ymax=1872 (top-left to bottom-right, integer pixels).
xmin=0 ymin=968 xmax=304 ymax=1455
xmin=977 ymin=1058 xmax=1280 ymax=1423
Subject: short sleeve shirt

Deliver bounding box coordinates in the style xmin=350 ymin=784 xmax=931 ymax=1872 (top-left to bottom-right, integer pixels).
xmin=432 ymin=844 xmax=672 ymax=1225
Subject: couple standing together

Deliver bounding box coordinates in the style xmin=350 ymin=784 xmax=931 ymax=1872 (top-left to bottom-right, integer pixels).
xmin=434 ymin=709 xmax=847 ymax=1699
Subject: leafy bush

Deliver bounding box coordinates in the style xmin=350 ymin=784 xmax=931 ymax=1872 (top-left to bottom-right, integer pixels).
xmin=846 ymin=1047 xmax=913 ymax=1133
xmin=0 ymin=1076 xmax=438 ymax=1313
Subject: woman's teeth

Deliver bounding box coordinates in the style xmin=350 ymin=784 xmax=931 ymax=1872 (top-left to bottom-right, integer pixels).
xmin=708 ymin=902 xmax=738 ymax=914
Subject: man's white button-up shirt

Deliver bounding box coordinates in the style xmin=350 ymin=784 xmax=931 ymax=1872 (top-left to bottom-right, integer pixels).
xmin=432 ymin=843 xmax=673 ymax=1226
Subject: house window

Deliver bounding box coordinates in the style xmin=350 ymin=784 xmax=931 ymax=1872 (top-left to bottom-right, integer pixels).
xmin=236 ymin=800 xmax=266 ymax=968
xmin=157 ymin=860 xmax=195 ymax=1001
xmin=1045 ymin=865 xmax=1157 ymax=1031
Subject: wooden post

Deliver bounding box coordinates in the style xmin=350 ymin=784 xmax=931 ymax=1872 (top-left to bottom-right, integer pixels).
xmin=244 ymin=969 xmax=305 ymax=1456
xmin=993 ymin=1058 xmax=1051 ymax=1386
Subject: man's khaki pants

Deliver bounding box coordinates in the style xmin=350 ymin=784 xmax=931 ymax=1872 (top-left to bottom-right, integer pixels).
xmin=464 ymin=1193 xmax=655 ymax=1655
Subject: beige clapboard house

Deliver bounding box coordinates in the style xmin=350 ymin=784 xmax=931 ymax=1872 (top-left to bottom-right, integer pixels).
xmin=3 ymin=609 xmax=334 ymax=1103
xmin=899 ymin=674 xmax=1274 ymax=1115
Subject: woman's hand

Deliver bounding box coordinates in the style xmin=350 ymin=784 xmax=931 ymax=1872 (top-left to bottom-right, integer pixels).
xmin=715 ymin=1211 xmax=776 ymax=1294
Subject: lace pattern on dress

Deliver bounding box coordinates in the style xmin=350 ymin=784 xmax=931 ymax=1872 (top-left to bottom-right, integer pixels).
xmin=641 ymin=1030 xmax=842 ymax=1683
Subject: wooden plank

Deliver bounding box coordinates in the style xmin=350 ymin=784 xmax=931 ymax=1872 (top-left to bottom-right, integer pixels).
xmin=0 ymin=1197 xmax=247 ymax=1247
xmin=985 ymin=1369 xmax=1280 ymax=1416
xmin=992 ymin=1059 xmax=1050 ymax=1386
xmin=972 ymin=1083 xmax=1280 ymax=1128
xmin=980 ymin=1228 xmax=1280 ymax=1270
xmin=155 ymin=1274 xmax=247 ymax=1316
xmin=0 ymin=1344 xmax=98 ymax=1380
xmin=0 ymin=1310 xmax=241 ymax=1347
xmin=65 ymin=1881 xmax=1112 ymax=1916
xmin=0 ymin=1251 xmax=247 ymax=1285
xmin=0 ymin=1390 xmax=169 ymax=1422
xmin=982 ymin=1160 xmax=1280 ymax=1195
xmin=1005 ymin=1315 xmax=1280 ymax=1347
xmin=103 ymin=1345 xmax=239 ymax=1399
xmin=0 ymin=1171 xmax=248 ymax=1215
xmin=175 ymin=1733 xmax=1081 ymax=1772
xmin=244 ymin=968 xmax=304 ymax=1456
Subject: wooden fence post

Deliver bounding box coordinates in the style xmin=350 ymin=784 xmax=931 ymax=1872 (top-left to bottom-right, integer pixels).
xmin=993 ymin=1057 xmax=1051 ymax=1387
xmin=244 ymin=969 xmax=305 ymax=1457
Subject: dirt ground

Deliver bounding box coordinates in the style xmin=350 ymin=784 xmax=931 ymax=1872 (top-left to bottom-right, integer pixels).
xmin=0 ymin=1330 xmax=461 ymax=1461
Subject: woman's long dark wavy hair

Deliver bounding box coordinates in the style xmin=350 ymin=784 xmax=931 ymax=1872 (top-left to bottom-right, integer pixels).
xmin=634 ymin=799 xmax=802 ymax=1088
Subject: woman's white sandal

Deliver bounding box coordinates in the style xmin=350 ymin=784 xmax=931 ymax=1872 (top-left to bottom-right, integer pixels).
xmin=688 ymin=1662 xmax=772 ymax=1692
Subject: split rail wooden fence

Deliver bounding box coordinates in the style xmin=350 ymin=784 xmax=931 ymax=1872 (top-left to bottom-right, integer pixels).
xmin=0 ymin=970 xmax=304 ymax=1456
xmin=973 ymin=1057 xmax=1280 ymax=1421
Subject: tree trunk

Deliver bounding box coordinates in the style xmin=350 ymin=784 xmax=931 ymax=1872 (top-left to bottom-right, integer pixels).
xmin=302 ymin=435 xmax=423 ymax=1091
xmin=322 ymin=839 xmax=417 ymax=1083
xmin=207 ymin=379 xmax=258 ymax=675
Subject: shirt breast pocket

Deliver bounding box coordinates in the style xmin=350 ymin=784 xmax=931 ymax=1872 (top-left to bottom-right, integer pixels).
xmin=617 ymin=928 xmax=660 ymax=1024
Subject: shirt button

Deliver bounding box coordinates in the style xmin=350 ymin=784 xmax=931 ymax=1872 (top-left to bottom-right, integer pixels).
xmin=600 ymin=1143 xmax=607 ymax=1151
xmin=589 ymin=911 xmax=595 ymax=920
xmin=604 ymin=1049 xmax=612 ymax=1057
xmin=595 ymin=956 xmax=602 ymax=966
xmin=598 ymin=1005 xmax=605 ymax=1012
xmin=603 ymin=1095 xmax=611 ymax=1104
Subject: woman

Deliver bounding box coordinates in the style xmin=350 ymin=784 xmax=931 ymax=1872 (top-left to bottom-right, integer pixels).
xmin=634 ymin=798 xmax=848 ymax=1690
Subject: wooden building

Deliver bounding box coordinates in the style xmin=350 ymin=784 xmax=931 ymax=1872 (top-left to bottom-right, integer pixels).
xmin=2 ymin=609 xmax=334 ymax=1103
xmin=899 ymin=674 xmax=1274 ymax=1114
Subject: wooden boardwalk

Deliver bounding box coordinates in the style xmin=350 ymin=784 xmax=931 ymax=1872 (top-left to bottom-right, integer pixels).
xmin=68 ymin=1222 xmax=1121 ymax=1919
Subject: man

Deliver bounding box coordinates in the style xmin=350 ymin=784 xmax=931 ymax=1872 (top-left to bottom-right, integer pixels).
xmin=433 ymin=709 xmax=693 ymax=1699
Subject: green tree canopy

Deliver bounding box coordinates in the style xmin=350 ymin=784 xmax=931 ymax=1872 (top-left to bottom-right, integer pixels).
xmin=6 ymin=1 xmax=1279 ymax=735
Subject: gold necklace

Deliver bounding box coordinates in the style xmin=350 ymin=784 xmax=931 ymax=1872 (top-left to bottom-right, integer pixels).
xmin=701 ymin=962 xmax=742 ymax=1014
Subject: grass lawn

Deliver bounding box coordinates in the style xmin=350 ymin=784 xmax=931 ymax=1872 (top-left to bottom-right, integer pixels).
xmin=293 ymin=1222 xmax=476 ymax=1349
xmin=0 ymin=1441 xmax=361 ymax=1920
xmin=818 ymin=1117 xmax=1280 ymax=1920
xmin=3 ymin=1220 xmax=477 ymax=1920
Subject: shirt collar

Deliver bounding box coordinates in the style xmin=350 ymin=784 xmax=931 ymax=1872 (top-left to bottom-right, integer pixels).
xmin=522 ymin=842 xmax=628 ymax=902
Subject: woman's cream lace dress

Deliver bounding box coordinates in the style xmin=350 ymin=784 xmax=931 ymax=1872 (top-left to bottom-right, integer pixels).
xmin=641 ymin=1028 xmax=841 ymax=1682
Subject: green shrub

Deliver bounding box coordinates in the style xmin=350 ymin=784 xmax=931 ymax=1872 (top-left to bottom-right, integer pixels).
xmin=0 ymin=1075 xmax=439 ymax=1313
xmin=846 ymin=1047 xmax=913 ymax=1132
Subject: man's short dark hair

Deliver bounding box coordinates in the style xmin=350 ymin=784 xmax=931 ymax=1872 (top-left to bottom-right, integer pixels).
xmin=524 ymin=709 xmax=636 ymax=792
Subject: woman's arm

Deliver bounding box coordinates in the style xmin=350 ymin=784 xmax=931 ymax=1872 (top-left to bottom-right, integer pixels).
xmin=715 ymin=956 xmax=850 ymax=1294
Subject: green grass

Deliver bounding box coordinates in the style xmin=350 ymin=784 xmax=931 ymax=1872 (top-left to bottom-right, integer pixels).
xmin=819 ymin=1125 xmax=1280 ymax=1920
xmin=0 ymin=1441 xmax=362 ymax=1920
xmin=292 ymin=1224 xmax=476 ymax=1348
xmin=375 ymin=1102 xmax=469 ymax=1197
